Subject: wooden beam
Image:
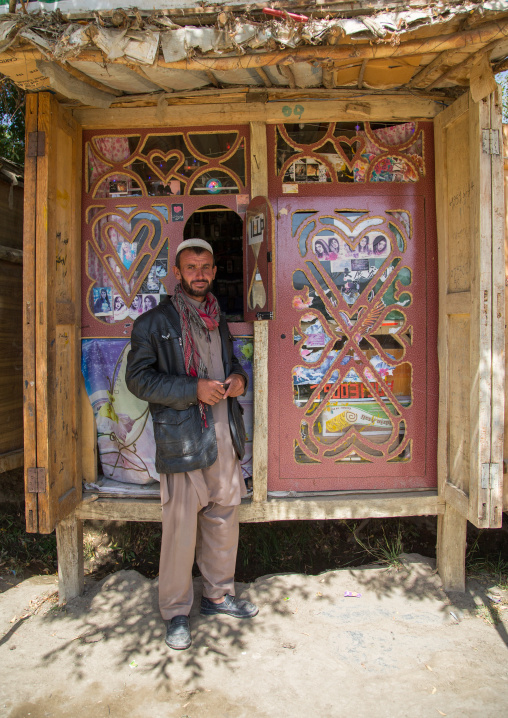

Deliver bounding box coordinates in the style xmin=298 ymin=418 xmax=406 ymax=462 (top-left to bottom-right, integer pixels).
xmin=0 ymin=448 xmax=23 ymax=473
xmin=445 ymin=290 xmax=471 ymax=315
xmin=74 ymin=94 xmax=444 ymax=129
xmin=406 ymin=51 xmax=455 ymax=89
xmin=357 ymin=59 xmax=367 ymax=89
xmin=444 ymin=481 xmax=469 ymax=518
xmin=0 ymin=244 xmax=22 ymax=264
xmin=321 ymin=66 xmax=334 ymax=90
xmin=253 ymin=322 xmax=269 ymax=503
xmin=111 ymin=92 xmax=165 ymax=106
xmin=56 ymin=513 xmax=84 ymax=603
xmin=205 ymin=69 xmax=220 ymax=88
xmin=278 ymin=64 xmax=296 ymax=89
xmin=250 ymin=120 xmax=269 ymax=503
xmin=469 ymin=54 xmax=498 ymax=103
xmin=345 ymin=102 xmax=372 ymax=118
xmin=469 ymin=88 xmax=498 ymax=528
xmin=106 ymin=86 xmax=450 ymax=109
xmin=63 ymin=20 xmax=508 ymax=72
xmin=493 ymin=56 xmax=508 ymax=74
xmin=36 ymin=60 xmax=116 ymax=109
xmin=255 ymin=67 xmax=273 ymax=88
xmin=57 ymin=61 xmax=123 ymax=97
xmin=23 ymin=93 xmax=38 ymax=533
xmin=127 ymin=64 xmax=174 ymax=93
xmin=111 ymin=88 xmax=249 ymax=107
xmin=426 ymin=39 xmax=500 ymax=91
xmin=488 ymin=89 xmax=505 ymax=527
xmin=503 ymin=125 xmax=508 ymax=513
xmin=75 ymin=491 xmax=444 ymax=523
xmin=437 ymin=505 xmax=467 ymax=591
xmin=250 ymin=121 xmax=268 ymax=197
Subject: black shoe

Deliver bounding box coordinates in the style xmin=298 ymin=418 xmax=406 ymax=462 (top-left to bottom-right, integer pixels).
xmin=200 ymin=594 xmax=259 ymax=619
xmin=165 ymin=615 xmax=191 ymax=650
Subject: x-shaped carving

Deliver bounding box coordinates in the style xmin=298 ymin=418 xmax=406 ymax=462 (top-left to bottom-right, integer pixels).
xmin=293 ymin=223 xmax=412 ymax=460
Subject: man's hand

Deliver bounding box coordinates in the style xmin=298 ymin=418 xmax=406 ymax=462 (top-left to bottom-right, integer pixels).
xmin=223 ymin=374 xmax=246 ymax=399
xmin=197 ymin=379 xmax=226 ymax=405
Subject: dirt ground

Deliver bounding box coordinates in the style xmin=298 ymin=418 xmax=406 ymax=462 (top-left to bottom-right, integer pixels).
xmin=1 ymin=553 xmax=508 ymax=718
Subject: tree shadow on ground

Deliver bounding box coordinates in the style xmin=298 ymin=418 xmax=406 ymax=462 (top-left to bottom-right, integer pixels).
xmin=37 ymin=569 xmax=326 ymax=691
xmin=351 ymin=553 xmax=508 ymax=649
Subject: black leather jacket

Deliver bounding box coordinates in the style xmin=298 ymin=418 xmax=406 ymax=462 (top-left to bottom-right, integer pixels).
xmin=125 ymin=296 xmax=248 ymax=475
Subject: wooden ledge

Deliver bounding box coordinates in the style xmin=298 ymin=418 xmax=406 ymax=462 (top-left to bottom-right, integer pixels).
xmin=0 ymin=449 xmax=24 ymax=473
xmin=75 ymin=490 xmax=443 ymax=523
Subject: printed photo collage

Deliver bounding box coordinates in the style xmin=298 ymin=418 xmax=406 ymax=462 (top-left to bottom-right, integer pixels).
xmin=284 ymin=156 xmax=332 ymax=184
xmin=92 ymin=255 xmax=168 ymax=321
xmin=312 ymin=230 xmax=391 ymax=306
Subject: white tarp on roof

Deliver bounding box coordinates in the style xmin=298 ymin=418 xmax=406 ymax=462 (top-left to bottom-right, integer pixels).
xmin=0 ymin=0 xmax=258 ymax=14
xmin=3 ymin=0 xmax=508 ymax=19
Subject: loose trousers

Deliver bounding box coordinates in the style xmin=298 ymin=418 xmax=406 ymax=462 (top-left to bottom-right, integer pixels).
xmin=159 ymin=473 xmax=240 ymax=620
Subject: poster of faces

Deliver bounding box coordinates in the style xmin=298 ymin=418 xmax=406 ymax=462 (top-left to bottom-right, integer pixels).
xmin=155 ymin=259 xmax=167 ymax=278
xmin=141 ymin=264 xmax=162 ymax=294
xmin=312 ymin=231 xmax=391 ymax=305
xmin=109 ymin=258 xmax=165 ymax=323
xmin=284 ymin=158 xmax=332 ymax=183
xmin=93 ymin=257 xmax=166 ymax=324
xmin=117 ymin=241 xmax=137 ymax=270
xmin=113 ymin=292 xmax=160 ymax=320
xmin=93 ymin=287 xmax=113 ymax=317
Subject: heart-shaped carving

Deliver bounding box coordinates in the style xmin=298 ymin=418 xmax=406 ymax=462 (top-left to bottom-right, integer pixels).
xmin=90 ymin=207 xmax=166 ymax=305
xmin=333 ymin=136 xmax=365 ymax=171
xmin=144 ymin=150 xmax=185 ymax=183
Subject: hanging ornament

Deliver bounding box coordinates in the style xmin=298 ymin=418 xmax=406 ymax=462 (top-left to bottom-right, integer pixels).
xmin=206 ymin=178 xmax=222 ymax=194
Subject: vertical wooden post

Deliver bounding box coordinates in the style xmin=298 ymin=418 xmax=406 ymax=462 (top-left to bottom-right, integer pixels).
xmin=31 ymin=94 xmax=83 ymax=533
xmin=434 ymin=95 xmax=470 ymax=590
xmin=250 ymin=121 xmax=269 ymax=502
xmin=253 ymin=321 xmax=269 ymax=502
xmin=503 ymin=124 xmax=508 ymax=512
xmin=56 ymin=512 xmax=84 ymax=604
xmin=35 ymin=93 xmax=52 ymax=533
xmin=23 ymin=94 xmax=39 ymax=532
xmin=437 ymin=505 xmax=467 ymax=591
xmin=489 ymin=89 xmax=506 ymax=528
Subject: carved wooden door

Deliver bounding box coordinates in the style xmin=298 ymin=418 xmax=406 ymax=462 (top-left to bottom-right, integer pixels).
xmin=269 ymin=195 xmax=438 ymax=492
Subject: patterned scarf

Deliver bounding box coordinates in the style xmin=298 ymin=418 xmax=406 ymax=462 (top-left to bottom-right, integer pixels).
xmin=171 ymin=282 xmax=221 ymax=426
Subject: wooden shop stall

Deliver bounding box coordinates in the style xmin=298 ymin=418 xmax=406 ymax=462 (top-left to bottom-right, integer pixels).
xmin=2 ymin=0 xmax=506 ymax=601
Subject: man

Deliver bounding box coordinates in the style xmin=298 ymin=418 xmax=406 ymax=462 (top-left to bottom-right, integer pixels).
xmin=126 ymin=238 xmax=258 ymax=651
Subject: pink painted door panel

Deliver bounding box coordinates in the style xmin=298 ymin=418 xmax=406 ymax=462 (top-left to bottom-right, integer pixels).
xmin=268 ymin=195 xmax=437 ymax=492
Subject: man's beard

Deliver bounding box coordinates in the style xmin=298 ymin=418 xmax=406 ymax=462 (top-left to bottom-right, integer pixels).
xmin=180 ymin=276 xmax=213 ymax=299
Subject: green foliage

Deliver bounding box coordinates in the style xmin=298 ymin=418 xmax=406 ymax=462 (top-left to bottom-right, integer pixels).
xmin=0 ymin=76 xmax=25 ymax=165
xmin=349 ymin=521 xmax=405 ymax=569
xmin=466 ymin=531 xmax=508 ymax=586
xmin=0 ymin=510 xmax=57 ymax=575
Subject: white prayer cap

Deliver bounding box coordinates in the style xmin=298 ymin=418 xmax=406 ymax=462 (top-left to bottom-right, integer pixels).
xmin=175 ymin=238 xmax=214 ymax=258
